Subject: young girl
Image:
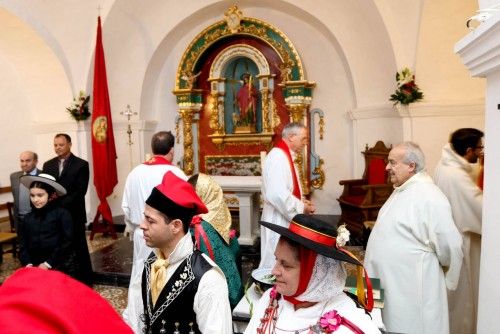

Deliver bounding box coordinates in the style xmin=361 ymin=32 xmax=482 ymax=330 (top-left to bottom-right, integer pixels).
xmin=19 ymin=173 xmax=79 ymax=279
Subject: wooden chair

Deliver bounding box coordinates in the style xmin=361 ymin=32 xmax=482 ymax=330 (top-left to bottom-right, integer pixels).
xmin=0 ymin=201 xmax=18 ymax=263
xmin=337 ymin=141 xmax=393 ymax=242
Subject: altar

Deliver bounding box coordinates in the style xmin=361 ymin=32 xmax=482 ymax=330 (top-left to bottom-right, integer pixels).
xmin=212 ymin=175 xmax=262 ymax=246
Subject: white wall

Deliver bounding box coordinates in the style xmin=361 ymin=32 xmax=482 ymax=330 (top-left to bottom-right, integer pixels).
xmin=455 ymin=8 xmax=500 ymax=331
xmin=0 ymin=0 xmax=485 ymax=218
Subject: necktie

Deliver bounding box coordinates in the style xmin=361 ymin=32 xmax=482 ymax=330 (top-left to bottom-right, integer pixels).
xmin=150 ymin=257 xmax=169 ymax=305
xmin=59 ymin=159 xmax=65 ymax=176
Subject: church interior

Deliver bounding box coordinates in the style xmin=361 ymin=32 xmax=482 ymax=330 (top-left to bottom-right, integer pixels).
xmin=0 ymin=0 xmax=499 ymax=332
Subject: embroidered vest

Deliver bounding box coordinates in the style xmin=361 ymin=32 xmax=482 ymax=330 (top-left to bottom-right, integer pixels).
xmin=141 ymin=250 xmax=213 ymax=334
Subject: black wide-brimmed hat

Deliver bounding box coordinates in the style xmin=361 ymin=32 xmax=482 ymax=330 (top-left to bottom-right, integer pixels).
xmin=260 ymin=214 xmax=361 ymax=266
xmin=20 ymin=173 xmax=66 ymax=196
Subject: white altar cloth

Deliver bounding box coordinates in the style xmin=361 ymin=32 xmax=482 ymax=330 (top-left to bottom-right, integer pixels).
xmin=212 ymin=176 xmax=262 ymax=245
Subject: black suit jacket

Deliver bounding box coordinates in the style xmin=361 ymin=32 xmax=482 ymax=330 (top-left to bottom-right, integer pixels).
xmin=10 ymin=168 xmax=42 ymax=226
xmin=43 ymin=153 xmax=89 ymax=226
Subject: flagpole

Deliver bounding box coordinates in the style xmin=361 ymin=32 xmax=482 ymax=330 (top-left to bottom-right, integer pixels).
xmin=90 ymin=13 xmax=118 ymax=240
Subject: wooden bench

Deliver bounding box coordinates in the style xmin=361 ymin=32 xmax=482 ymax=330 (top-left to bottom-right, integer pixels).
xmin=0 ymin=232 xmax=17 ymax=264
xmin=0 ymin=187 xmax=17 ymax=263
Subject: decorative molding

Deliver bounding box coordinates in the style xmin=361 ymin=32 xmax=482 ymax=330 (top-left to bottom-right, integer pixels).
xmin=348 ymin=101 xmax=484 ymax=120
xmin=31 ymin=120 xmax=158 ymax=134
xmin=455 ymin=14 xmax=500 ymax=77
xmin=348 ymin=104 xmax=396 ymax=120
xmin=175 ymin=6 xmax=305 ymax=90
xmin=31 ymin=121 xmax=88 ymax=134
xmin=405 ymin=101 xmax=484 ymax=117
xmin=210 ymin=44 xmax=270 ymax=78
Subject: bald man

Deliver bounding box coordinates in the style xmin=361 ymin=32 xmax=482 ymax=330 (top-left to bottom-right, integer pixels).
xmin=10 ymin=151 xmax=42 ymax=229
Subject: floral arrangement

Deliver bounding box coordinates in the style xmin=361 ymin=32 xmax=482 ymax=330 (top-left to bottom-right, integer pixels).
xmin=66 ymin=90 xmax=91 ymax=121
xmin=390 ymin=67 xmax=423 ymax=105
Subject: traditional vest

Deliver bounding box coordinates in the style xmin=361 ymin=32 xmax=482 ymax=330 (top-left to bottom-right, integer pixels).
xmin=141 ymin=250 xmax=213 ymax=334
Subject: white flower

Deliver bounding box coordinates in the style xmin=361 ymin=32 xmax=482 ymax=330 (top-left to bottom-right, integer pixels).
xmin=336 ymin=224 xmax=350 ymax=247
xmin=397 ymin=67 xmax=414 ymax=86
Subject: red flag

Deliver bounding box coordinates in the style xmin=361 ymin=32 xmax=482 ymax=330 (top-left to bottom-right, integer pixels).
xmin=91 ymin=16 xmax=117 ymax=224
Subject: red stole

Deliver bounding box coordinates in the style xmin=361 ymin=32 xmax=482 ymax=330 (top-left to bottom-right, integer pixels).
xmin=275 ymin=139 xmax=301 ymax=199
xmin=143 ymin=156 xmax=172 ymax=166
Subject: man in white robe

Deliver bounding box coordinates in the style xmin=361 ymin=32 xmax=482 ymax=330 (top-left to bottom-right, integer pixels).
xmin=434 ymin=128 xmax=484 ymax=334
xmin=259 ymin=122 xmax=316 ymax=269
xmin=365 ymin=142 xmax=463 ymax=334
xmin=121 ymin=131 xmax=187 ymax=333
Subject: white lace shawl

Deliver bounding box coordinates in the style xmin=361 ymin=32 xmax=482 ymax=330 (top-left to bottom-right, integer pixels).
xmin=296 ymin=254 xmax=347 ymax=302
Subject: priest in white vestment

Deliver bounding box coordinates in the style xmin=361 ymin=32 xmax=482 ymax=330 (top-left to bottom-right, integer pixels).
xmin=434 ymin=128 xmax=484 ymax=334
xmin=259 ymin=122 xmax=316 ymax=270
xmin=365 ymin=142 xmax=463 ymax=334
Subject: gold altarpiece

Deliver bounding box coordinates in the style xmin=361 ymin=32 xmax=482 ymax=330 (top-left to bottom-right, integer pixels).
xmin=172 ymin=5 xmax=325 ymax=192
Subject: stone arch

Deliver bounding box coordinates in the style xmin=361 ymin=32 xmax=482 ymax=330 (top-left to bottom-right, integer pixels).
xmin=210 ymin=44 xmax=270 ymax=78
xmin=175 ymin=15 xmax=305 ymax=90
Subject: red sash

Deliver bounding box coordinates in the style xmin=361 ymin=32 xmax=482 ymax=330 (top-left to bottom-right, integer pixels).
xmin=275 ymin=139 xmax=301 ymax=199
xmin=143 ymin=156 xmax=172 ymax=166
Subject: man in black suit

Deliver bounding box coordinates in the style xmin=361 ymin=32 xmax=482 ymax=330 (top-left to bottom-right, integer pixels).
xmin=43 ymin=133 xmax=92 ymax=285
xmin=10 ymin=151 xmax=41 ymax=229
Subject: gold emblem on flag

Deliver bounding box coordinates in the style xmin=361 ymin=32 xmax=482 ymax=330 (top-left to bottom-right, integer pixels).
xmin=93 ymin=116 xmax=108 ymax=143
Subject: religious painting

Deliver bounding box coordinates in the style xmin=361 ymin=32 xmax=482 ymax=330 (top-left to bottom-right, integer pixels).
xmin=191 ymin=36 xmax=290 ymax=176
xmin=205 ymin=155 xmax=261 ymax=176
xmin=223 ymin=58 xmax=262 ymax=134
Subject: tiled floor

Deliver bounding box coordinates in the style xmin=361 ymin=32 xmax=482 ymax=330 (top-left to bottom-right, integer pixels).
xmin=0 ymin=232 xmax=129 ymax=314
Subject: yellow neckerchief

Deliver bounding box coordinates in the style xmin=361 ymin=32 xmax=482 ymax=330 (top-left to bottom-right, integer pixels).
xmin=150 ymin=251 xmax=168 ymax=306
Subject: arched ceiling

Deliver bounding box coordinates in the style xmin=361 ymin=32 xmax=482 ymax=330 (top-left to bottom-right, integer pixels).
xmin=0 ymin=7 xmax=70 ymax=122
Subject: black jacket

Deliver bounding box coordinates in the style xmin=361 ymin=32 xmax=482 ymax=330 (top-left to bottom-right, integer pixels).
xmin=19 ymin=201 xmax=78 ymax=277
xmin=43 ymin=153 xmax=89 ymax=226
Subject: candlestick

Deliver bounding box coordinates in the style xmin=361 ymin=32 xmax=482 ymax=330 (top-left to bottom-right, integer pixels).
xmin=120 ymin=104 xmax=137 ymax=146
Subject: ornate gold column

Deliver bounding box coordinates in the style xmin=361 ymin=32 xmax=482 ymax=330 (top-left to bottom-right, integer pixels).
xmin=288 ymin=105 xmax=306 ymax=123
xmin=173 ymin=89 xmax=202 ymax=176
xmin=179 ymin=108 xmax=195 ymax=175
xmin=208 ymin=92 xmax=223 ymax=135
xmin=279 ymin=80 xmax=316 ymax=194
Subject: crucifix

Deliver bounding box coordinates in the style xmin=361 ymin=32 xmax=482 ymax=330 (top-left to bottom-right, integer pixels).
xmin=121 ymin=105 xmax=138 ymax=171
xmin=121 ymin=104 xmax=137 ymax=145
